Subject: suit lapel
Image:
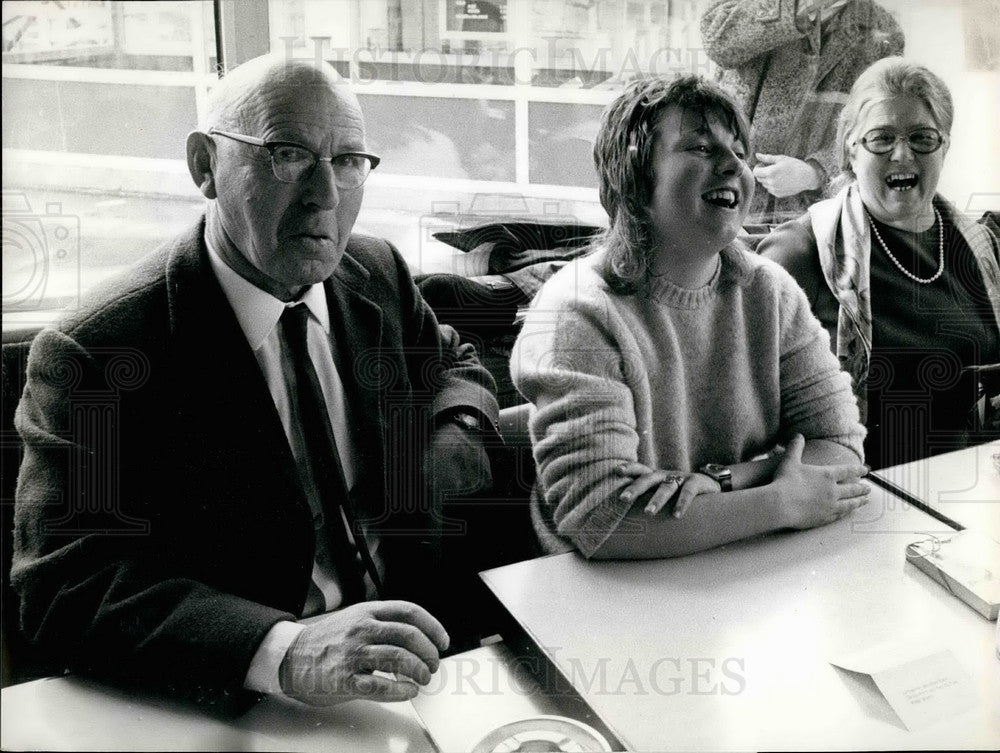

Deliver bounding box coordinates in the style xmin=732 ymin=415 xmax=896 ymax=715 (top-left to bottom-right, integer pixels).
xmin=324 ymin=256 xmax=386 ymax=522
xmin=163 ymin=221 xmax=303 ymax=500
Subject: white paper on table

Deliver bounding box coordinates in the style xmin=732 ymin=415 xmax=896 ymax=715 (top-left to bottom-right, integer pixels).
xmin=829 ymin=635 xmax=978 ymax=731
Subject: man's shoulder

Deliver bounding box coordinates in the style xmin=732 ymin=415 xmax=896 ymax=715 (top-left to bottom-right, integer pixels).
xmin=58 ymin=220 xmax=204 ymax=344
xmin=342 ymin=233 xmax=400 ymax=270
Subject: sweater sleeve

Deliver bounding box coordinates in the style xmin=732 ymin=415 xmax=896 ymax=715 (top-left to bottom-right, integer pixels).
xmin=510 ymin=280 xmax=641 ymax=557
xmin=700 ymin=0 xmax=806 ymax=68
xmin=770 ymin=265 xmax=866 ymax=459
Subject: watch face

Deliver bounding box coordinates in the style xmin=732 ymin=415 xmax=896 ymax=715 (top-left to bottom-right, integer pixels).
xmin=454 ymin=412 xmax=481 ymax=431
xmin=701 ymin=463 xmax=732 ymax=490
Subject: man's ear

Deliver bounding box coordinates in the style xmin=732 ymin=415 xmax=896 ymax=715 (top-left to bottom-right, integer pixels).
xmin=186 ymin=131 xmax=217 ymax=199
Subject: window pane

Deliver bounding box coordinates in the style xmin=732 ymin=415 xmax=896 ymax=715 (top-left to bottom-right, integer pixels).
xmin=2 ymin=1 xmax=214 ymax=319
xmin=359 ymin=95 xmax=515 ymax=181
xmin=2 ymin=1 xmax=216 ymax=72
xmin=529 ymin=102 xmax=601 ymax=187
xmin=3 ymin=79 xmax=194 ymax=159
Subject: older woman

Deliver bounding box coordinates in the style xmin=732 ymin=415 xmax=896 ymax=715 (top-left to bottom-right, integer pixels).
xmin=510 ymin=76 xmax=868 ymax=559
xmin=760 ymin=58 xmax=1000 ymax=469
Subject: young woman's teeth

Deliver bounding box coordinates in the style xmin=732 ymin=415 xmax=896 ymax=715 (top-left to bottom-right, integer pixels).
xmin=703 ymin=189 xmax=737 ymax=208
xmin=885 ymin=173 xmax=918 ymax=191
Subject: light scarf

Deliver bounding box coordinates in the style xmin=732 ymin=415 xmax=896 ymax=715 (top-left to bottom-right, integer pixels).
xmin=808 ymin=183 xmax=1000 ymax=422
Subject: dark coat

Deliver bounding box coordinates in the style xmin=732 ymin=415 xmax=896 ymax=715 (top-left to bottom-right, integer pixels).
xmin=10 ymin=219 xmax=498 ymax=704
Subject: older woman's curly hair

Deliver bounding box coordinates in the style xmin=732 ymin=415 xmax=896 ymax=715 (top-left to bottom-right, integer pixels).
xmin=594 ymin=75 xmax=751 ymax=294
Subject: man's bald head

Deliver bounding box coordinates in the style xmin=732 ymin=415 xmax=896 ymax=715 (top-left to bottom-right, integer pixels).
xmin=204 ymin=54 xmax=356 ymax=134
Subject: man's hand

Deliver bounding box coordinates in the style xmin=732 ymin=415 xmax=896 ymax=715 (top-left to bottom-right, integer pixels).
xmin=424 ymin=417 xmax=492 ymax=498
xmin=773 ymin=434 xmax=870 ymax=529
xmin=278 ymin=601 xmax=449 ymax=706
xmin=753 ymin=154 xmax=824 ymax=198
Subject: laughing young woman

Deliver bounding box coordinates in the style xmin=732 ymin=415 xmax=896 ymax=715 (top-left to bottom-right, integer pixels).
xmin=510 ymin=76 xmax=868 ymax=559
xmin=760 ymin=58 xmax=1000 ymax=469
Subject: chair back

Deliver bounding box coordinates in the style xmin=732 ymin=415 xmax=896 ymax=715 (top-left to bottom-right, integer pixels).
xmin=2 ymin=326 xmax=51 ymax=685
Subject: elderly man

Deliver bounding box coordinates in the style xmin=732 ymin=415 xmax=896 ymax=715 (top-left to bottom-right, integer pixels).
xmin=11 ymin=54 xmax=498 ymax=708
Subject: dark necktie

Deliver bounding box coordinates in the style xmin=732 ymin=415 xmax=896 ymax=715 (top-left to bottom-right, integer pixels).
xmin=280 ymin=303 xmax=368 ymax=607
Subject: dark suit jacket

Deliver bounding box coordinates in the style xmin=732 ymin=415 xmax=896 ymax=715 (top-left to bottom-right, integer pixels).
xmin=10 ymin=219 xmax=498 ymax=702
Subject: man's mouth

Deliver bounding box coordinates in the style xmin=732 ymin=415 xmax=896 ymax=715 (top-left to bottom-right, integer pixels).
xmin=702 ymin=188 xmax=739 ymax=209
xmin=885 ymin=173 xmax=919 ymax=191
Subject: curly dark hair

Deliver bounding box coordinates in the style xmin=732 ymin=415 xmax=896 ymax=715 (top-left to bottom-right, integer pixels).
xmin=594 ymin=75 xmax=751 ymax=294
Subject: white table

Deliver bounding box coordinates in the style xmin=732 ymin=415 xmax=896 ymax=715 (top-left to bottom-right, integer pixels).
xmin=871 ymin=440 xmax=1000 ymax=537
xmin=0 ymin=642 xmax=613 ymax=752
xmin=481 ymin=485 xmax=1000 ymax=752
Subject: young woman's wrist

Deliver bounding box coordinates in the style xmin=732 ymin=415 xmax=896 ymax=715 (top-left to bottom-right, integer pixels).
xmin=730 ymin=455 xmax=781 ymax=492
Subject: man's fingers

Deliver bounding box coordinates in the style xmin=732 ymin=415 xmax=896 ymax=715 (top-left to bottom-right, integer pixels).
xmin=755 ymin=152 xmax=780 ymax=164
xmin=352 ymin=672 xmax=420 ymax=702
xmin=360 ymin=644 xmax=435 ymax=686
xmin=364 ymin=619 xmax=446 ymax=673
xmin=367 ymin=601 xmax=450 ymax=653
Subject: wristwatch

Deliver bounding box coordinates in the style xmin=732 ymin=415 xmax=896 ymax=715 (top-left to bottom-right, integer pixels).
xmin=445 ymin=410 xmax=483 ymax=433
xmin=699 ymin=463 xmax=733 ymax=492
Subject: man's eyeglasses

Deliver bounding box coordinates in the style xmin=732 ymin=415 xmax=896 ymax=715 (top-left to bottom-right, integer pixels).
xmin=208 ymin=128 xmax=381 ymax=188
xmin=855 ymin=127 xmax=945 ymax=155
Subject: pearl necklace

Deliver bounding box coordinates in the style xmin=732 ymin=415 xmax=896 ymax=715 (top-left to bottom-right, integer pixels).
xmin=865 ymin=207 xmax=945 ymax=284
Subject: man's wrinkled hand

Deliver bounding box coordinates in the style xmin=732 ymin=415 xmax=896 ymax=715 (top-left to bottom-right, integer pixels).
xmin=278 ymin=601 xmax=449 ymax=706
xmin=424 ymin=419 xmax=492 ymax=497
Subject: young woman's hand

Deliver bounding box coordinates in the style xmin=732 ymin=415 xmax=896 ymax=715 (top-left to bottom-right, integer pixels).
xmin=617 ymin=462 xmax=721 ymax=519
xmin=773 ymin=434 xmax=870 ymax=529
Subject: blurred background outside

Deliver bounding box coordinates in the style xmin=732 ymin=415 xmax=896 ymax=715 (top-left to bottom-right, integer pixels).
xmin=3 ymin=0 xmax=999 ymax=327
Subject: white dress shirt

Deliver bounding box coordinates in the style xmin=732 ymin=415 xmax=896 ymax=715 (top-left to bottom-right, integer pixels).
xmin=205 ymin=240 xmax=382 ymax=694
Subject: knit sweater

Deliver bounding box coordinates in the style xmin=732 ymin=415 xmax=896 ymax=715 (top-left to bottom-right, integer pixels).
xmin=510 ymin=245 xmax=865 ymax=557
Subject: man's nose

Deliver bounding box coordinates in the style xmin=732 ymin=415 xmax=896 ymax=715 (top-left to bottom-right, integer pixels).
xmin=301 ymin=159 xmax=340 ymax=209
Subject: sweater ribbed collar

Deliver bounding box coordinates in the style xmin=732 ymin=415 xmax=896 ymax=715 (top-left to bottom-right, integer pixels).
xmin=642 ymin=245 xmax=752 ymax=308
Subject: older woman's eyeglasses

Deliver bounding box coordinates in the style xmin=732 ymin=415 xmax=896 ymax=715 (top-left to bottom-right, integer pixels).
xmin=208 ymin=128 xmax=380 ymax=188
xmin=856 ymin=127 xmax=944 ymax=155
